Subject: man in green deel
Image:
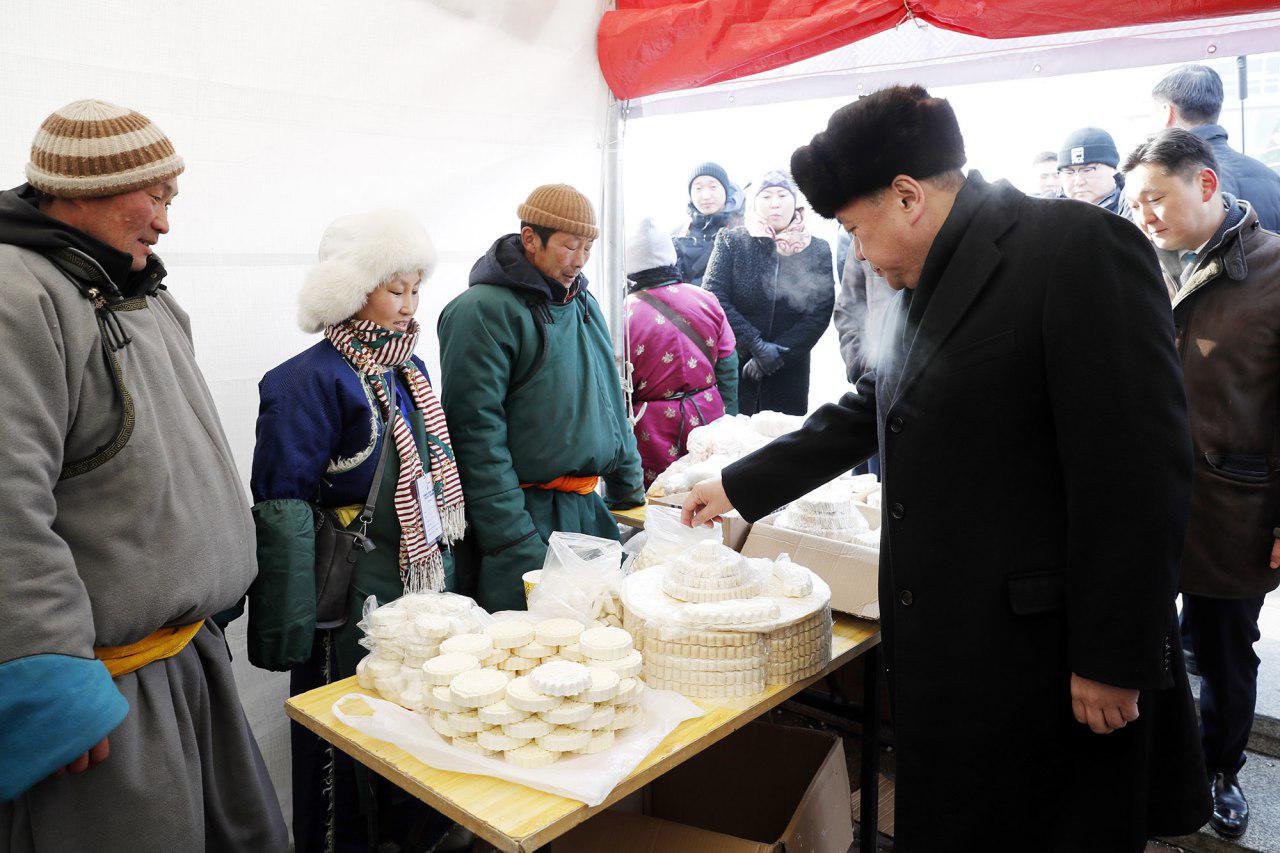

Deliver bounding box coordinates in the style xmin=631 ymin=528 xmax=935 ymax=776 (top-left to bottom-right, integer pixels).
xmin=439 ymin=184 xmax=644 ymax=611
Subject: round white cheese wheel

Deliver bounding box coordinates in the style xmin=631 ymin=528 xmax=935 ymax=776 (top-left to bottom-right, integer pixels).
xmin=450 ymin=736 xmax=497 ymax=758
xmin=445 ymin=710 xmax=490 ymax=734
xmin=428 ymin=685 xmax=464 ymax=713
xmin=448 ymin=668 xmax=510 ymax=709
xmin=595 ymin=649 xmax=643 ymax=678
xmin=423 ymin=652 xmax=480 ymax=685
xmin=486 ymin=620 xmax=535 ymax=649
xmin=567 ymin=704 xmax=615 ymax=731
xmin=609 ymin=704 xmax=643 ymax=730
xmin=413 ymin=613 xmax=452 ymax=640
xmin=428 ymin=711 xmax=460 ymax=739
xmin=505 ymin=675 xmax=563 ymax=713
xmin=579 ymin=666 xmax=621 ymax=703
xmin=477 ymin=699 xmax=529 ymax=726
xmin=610 ymin=677 xmax=641 ymax=705
xmin=536 ymin=726 xmax=592 ymax=753
xmin=514 ymin=641 xmax=557 ymax=660
xmin=482 ymin=648 xmax=512 ymax=668
xmin=578 ymin=627 xmax=633 ymax=661
xmin=440 ymin=633 xmax=494 ymax=658
xmin=368 ymin=655 xmax=396 ymax=676
xmin=502 ymin=716 xmax=555 ymax=740
xmin=534 ymin=618 xmax=584 ymax=647
xmin=557 ymin=643 xmax=585 ymax=662
xmin=529 ymin=661 xmax=592 ymax=697
xmin=355 ymin=656 xmax=375 ymax=690
xmin=478 ymin=728 xmax=530 ymax=752
xmin=504 ymin=744 xmax=559 ymax=768
xmin=498 ymin=655 xmax=538 ymax=673
xmin=572 ymin=730 xmax=616 ymax=755
xmin=539 ymin=700 xmax=594 ymax=726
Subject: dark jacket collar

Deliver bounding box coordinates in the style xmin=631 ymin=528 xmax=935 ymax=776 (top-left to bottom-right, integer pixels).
xmin=468 ymin=233 xmax=585 ymax=303
xmin=889 ymin=171 xmax=1018 ymax=408
xmin=0 ymin=184 xmax=167 ymax=298
xmin=1190 ymin=124 xmax=1229 ymax=145
xmin=1167 ymin=197 xmax=1256 ymax=308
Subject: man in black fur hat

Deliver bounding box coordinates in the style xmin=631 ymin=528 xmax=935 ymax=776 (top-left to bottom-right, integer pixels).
xmin=683 ymin=86 xmax=1210 ymax=850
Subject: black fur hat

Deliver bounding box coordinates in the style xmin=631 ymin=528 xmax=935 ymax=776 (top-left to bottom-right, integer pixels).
xmin=791 ymin=85 xmax=967 ymax=218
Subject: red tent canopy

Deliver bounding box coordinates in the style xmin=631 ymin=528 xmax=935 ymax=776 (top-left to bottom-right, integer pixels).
xmin=598 ymin=0 xmax=1280 ymax=100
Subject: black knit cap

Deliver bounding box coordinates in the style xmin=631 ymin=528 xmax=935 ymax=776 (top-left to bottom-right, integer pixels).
xmin=688 ymin=161 xmax=731 ymax=196
xmin=791 ymin=85 xmax=966 ymax=219
xmin=1057 ymin=127 xmax=1119 ymax=169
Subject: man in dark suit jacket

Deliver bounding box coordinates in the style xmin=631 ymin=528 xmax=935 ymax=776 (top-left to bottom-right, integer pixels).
xmin=683 ymin=86 xmax=1210 ymax=851
xmin=1154 ymin=64 xmax=1280 ymax=231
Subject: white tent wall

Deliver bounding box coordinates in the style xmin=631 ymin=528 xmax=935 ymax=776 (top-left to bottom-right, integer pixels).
xmin=1 ymin=0 xmax=610 ymax=825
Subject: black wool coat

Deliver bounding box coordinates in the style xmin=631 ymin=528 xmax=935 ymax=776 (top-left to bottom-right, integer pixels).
xmin=724 ymin=175 xmax=1210 ymax=851
xmin=702 ymin=227 xmax=834 ymax=416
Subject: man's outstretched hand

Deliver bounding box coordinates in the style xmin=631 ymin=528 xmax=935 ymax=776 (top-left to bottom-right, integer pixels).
xmin=682 ymin=479 xmax=733 ymax=528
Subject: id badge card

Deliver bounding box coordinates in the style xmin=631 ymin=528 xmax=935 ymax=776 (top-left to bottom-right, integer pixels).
xmin=411 ymin=476 xmax=443 ymax=545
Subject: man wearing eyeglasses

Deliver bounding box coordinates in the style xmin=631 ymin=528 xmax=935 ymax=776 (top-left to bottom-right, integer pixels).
xmin=1058 ymin=127 xmax=1131 ymax=217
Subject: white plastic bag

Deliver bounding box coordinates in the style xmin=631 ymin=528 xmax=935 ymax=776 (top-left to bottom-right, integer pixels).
xmin=632 ymin=505 xmax=720 ymax=572
xmin=331 ymin=687 xmax=703 ymax=806
xmin=526 ymin=532 xmax=626 ymax=626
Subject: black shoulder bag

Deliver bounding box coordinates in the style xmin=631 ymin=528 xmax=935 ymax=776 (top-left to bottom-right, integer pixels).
xmin=313 ymin=415 xmax=395 ymax=630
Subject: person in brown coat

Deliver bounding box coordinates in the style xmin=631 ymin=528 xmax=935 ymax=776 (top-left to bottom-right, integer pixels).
xmin=1124 ymin=127 xmax=1280 ymax=840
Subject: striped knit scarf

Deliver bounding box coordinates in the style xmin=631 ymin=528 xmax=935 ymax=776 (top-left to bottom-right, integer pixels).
xmin=324 ymin=319 xmax=465 ymax=593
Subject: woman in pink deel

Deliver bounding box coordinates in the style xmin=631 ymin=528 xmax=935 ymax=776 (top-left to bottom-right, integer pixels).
xmin=625 ymin=217 xmax=738 ymax=487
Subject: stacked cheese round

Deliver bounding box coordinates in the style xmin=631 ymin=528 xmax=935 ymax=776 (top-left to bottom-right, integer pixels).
xmin=622 ymin=542 xmax=832 ymax=699
xmin=356 ymin=593 xmax=484 ymax=701
xmin=774 ymin=486 xmax=870 ymax=543
xmin=369 ymin=617 xmax=645 ymax=766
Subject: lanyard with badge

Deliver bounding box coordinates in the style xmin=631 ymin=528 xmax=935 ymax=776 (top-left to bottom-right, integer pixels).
xmin=381 ymin=374 xmax=443 ymax=546
xmin=376 ymin=373 xmax=442 ymax=545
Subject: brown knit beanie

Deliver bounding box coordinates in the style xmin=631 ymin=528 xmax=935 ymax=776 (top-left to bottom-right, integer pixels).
xmin=517 ymin=184 xmax=598 ymax=240
xmin=26 ymin=99 xmax=185 ymax=199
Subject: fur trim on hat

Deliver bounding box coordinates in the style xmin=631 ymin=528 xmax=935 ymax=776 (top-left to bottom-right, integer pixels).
xmin=792 ymin=85 xmax=966 ymax=219
xmin=298 ymin=209 xmax=437 ymax=333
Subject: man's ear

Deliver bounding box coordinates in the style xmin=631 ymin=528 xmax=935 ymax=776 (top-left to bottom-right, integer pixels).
xmin=1199 ymin=167 xmax=1220 ymax=202
xmin=890 ymin=175 xmax=925 ymax=220
xmin=520 ymin=225 xmax=538 ymax=254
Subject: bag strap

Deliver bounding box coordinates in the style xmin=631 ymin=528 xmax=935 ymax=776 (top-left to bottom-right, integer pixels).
xmin=634 ymin=289 xmax=717 ymax=367
xmin=357 ymin=376 xmax=399 ymax=530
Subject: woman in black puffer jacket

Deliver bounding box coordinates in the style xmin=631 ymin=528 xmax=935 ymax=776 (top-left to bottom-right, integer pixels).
xmin=702 ymin=170 xmax=834 ymax=416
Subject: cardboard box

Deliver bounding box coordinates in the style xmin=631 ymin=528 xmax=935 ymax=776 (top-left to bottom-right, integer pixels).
xmin=739 ymin=504 xmax=881 ymax=620
xmin=648 ymin=492 xmax=753 ymax=551
xmin=556 ymin=723 xmax=853 ymax=853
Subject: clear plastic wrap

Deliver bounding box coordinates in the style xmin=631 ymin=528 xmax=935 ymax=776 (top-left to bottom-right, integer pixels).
xmin=525 ymin=532 xmax=626 ymax=628
xmin=632 ymin=505 xmax=720 ymax=572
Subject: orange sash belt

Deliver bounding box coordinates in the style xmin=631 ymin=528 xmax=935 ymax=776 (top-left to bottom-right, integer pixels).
xmin=94 ymin=622 xmax=203 ymax=678
xmin=520 ymin=475 xmax=600 ymax=495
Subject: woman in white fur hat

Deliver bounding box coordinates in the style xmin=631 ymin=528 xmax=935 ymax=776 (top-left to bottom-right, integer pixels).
xmin=247 ymin=209 xmax=464 ymax=851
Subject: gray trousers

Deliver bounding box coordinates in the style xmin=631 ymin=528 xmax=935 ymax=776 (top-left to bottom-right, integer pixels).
xmin=2 ymin=622 xmax=287 ymax=852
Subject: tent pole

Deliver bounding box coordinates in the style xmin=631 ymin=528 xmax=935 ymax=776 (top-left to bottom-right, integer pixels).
xmin=602 ymin=92 xmax=629 ymax=380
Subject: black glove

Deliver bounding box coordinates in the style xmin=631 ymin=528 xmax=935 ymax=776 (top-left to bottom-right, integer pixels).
xmin=750 ymin=340 xmax=789 ymax=375
xmin=743 ymin=358 xmax=767 ymax=383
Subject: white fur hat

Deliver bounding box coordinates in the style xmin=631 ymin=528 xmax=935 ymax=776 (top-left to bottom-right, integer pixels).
xmin=625 ymin=216 xmax=678 ymax=277
xmin=297 ymin=209 xmax=437 ymax=333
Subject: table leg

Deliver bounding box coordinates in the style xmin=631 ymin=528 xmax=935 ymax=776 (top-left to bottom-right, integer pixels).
xmin=859 ymin=645 xmax=880 ymax=853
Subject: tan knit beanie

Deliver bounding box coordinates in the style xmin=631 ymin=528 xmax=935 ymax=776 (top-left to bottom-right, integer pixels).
xmin=26 ymin=99 xmax=185 ymax=199
xmin=517 ymin=184 xmax=598 ymax=240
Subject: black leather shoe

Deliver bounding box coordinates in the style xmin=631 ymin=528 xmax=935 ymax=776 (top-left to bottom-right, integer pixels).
xmin=1210 ymin=772 xmax=1249 ymax=838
